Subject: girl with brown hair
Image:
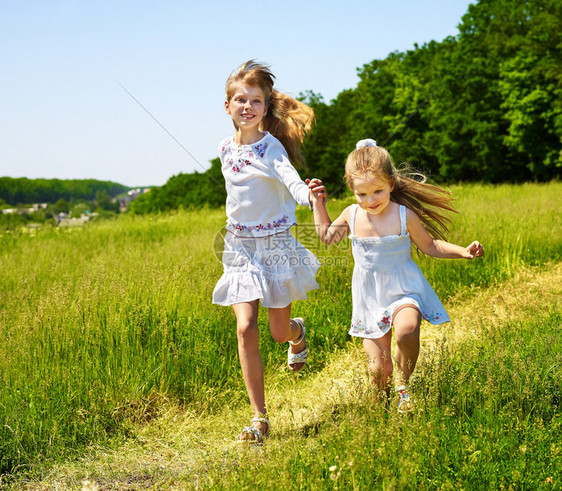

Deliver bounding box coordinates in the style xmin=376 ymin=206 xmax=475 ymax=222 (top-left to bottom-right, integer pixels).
xmin=213 ymin=60 xmax=321 ymax=442
xmin=308 ymin=139 xmax=484 ymax=412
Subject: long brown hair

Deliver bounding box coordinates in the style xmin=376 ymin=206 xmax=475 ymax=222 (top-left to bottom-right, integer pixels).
xmin=345 ymin=145 xmax=456 ymax=241
xmin=225 ymin=60 xmax=314 ymax=167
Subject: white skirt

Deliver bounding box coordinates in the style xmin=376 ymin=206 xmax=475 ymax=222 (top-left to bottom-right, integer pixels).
xmin=212 ymin=228 xmax=320 ymax=308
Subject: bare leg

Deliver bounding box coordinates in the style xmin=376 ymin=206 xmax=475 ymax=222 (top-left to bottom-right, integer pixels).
xmin=231 ymin=301 xmax=269 ymax=437
xmin=268 ymin=304 xmax=307 ymax=372
xmin=393 ymin=306 xmax=421 ymax=387
xmin=363 ymin=331 xmax=393 ymax=397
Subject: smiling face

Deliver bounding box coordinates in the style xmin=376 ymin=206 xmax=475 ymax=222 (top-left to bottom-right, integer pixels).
xmin=225 ymin=83 xmax=267 ymax=138
xmin=351 ymin=174 xmax=395 ymax=215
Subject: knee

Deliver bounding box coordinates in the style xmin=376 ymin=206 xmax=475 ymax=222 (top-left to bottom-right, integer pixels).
xmin=270 ymin=331 xmax=288 ymax=344
xmin=395 ymin=325 xmax=420 ymax=347
xmin=268 ymin=318 xmax=293 ymax=344
xmin=237 ymin=319 xmax=258 ymax=344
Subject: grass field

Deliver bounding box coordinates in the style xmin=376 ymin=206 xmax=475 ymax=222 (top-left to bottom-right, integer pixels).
xmin=0 ymin=182 xmax=561 ymax=489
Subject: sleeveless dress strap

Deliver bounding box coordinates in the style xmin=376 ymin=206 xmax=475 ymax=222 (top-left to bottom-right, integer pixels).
xmin=399 ymin=205 xmax=407 ymax=236
xmin=349 ymin=204 xmax=359 ymax=236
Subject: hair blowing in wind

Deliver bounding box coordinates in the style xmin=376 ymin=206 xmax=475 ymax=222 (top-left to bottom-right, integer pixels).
xmin=225 ymin=60 xmax=314 ymax=167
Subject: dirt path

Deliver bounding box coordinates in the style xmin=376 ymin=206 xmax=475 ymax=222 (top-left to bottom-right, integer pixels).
xmin=19 ymin=263 xmax=562 ymax=490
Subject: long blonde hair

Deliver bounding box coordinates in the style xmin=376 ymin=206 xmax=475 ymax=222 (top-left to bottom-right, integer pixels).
xmin=225 ymin=60 xmax=314 ymax=167
xmin=345 ymin=145 xmax=456 ymax=241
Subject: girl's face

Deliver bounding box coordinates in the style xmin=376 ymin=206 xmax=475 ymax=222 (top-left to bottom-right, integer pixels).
xmin=352 ymin=174 xmax=394 ymax=216
xmin=225 ymin=83 xmax=267 ymax=136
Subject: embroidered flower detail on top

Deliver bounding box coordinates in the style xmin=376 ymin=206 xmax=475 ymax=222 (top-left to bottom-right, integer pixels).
xmin=233 ymin=215 xmax=291 ymax=232
xmin=221 ymin=139 xmax=232 ymax=152
xmin=254 ymin=142 xmax=268 ymax=157
xmin=230 ymin=158 xmax=251 ymax=173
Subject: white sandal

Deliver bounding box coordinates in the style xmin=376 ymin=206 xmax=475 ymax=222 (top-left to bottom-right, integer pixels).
xmin=288 ymin=317 xmax=308 ymax=369
xmin=238 ymin=416 xmax=270 ymax=444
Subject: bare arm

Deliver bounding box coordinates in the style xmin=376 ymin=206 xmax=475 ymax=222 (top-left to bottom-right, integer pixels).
xmin=407 ymin=208 xmax=484 ymax=259
xmin=306 ymin=178 xmax=350 ymax=245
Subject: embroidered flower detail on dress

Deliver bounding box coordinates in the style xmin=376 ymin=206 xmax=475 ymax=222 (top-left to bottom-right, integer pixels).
xmin=423 ymin=312 xmax=442 ymax=323
xmin=233 ymin=215 xmax=291 ymax=232
xmin=350 ymin=319 xmax=366 ymax=334
xmin=254 ymin=143 xmax=268 ymax=157
xmin=377 ymin=311 xmax=391 ymax=330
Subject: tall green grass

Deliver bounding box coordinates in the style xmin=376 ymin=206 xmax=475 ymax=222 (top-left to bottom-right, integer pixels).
xmin=200 ymin=311 xmax=562 ymax=489
xmin=420 ymin=182 xmax=562 ymax=298
xmin=0 ymin=183 xmax=560 ymax=475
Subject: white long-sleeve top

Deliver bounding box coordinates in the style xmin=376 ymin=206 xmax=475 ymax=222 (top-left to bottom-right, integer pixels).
xmin=219 ymin=131 xmax=310 ymax=237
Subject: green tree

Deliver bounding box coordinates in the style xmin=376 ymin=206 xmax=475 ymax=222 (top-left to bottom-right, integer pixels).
xmin=70 ymin=203 xmax=90 ymax=219
xmin=302 ymin=88 xmax=361 ymax=196
xmin=498 ymin=0 xmax=562 ymax=179
xmin=95 ymin=190 xmax=118 ymax=212
xmin=52 ymin=198 xmax=70 ymax=214
xmin=302 ymin=0 xmax=561 ymax=185
xmin=381 ymin=41 xmax=448 ymax=178
xmin=129 ymin=158 xmax=225 ymax=214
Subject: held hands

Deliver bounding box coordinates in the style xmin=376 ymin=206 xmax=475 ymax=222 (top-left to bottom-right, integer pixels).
xmin=465 ymin=241 xmax=484 ymax=259
xmin=306 ymin=178 xmax=327 ymax=208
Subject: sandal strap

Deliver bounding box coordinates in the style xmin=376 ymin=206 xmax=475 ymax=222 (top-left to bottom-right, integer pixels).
xmin=289 ymin=318 xmax=306 ymax=346
xmin=288 ymin=347 xmax=308 ymax=364
xmin=239 ymin=426 xmax=264 ymax=443
xmin=253 ymin=417 xmax=270 ymax=437
xmin=238 ymin=416 xmax=270 ymax=441
xmin=251 ymin=416 xmax=269 ymax=425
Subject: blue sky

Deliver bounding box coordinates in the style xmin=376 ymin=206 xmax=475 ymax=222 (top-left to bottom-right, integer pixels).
xmin=1 ymin=0 xmax=474 ymax=187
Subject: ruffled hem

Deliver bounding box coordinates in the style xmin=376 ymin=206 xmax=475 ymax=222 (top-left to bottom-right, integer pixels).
xmin=349 ymin=296 xmax=450 ymax=339
xmin=212 ymin=229 xmax=320 ymax=308
xmin=212 ymin=266 xmax=319 ymax=308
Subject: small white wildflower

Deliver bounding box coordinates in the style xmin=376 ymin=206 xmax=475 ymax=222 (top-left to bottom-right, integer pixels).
xmin=82 ymin=480 xmax=99 ymax=491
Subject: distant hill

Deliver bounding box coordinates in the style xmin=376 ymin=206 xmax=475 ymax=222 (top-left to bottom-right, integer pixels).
xmin=0 ymin=177 xmax=131 ymax=205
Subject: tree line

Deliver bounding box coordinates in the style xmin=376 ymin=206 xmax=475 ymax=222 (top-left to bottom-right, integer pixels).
xmin=5 ymin=0 xmax=557 ymax=217
xmin=0 ymin=178 xmax=129 ymax=230
xmin=0 ymin=177 xmax=129 ymax=206
xmin=301 ymin=0 xmax=561 ymax=189
xmin=131 ymin=0 xmax=560 ymax=215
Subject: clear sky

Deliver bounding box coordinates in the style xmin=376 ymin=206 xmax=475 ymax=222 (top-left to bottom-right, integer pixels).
xmin=1 ymin=0 xmax=474 ymax=187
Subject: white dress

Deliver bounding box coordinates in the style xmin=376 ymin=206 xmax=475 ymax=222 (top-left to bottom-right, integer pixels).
xmin=348 ymin=204 xmax=450 ymax=339
xmin=212 ymin=132 xmax=320 ymax=308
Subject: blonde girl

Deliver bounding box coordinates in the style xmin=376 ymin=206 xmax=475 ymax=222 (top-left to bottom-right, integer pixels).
xmin=213 ymin=60 xmax=320 ymax=442
xmin=308 ymin=139 xmax=483 ymax=411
